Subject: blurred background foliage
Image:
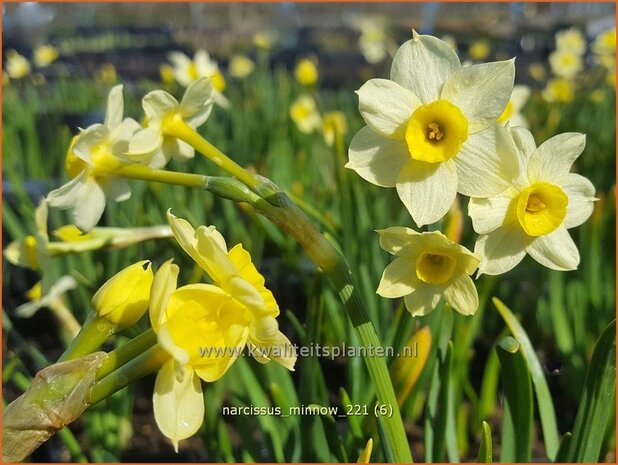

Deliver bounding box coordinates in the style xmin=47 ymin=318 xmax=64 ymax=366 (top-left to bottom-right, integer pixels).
xmin=2 ymin=2 xmax=616 ymax=462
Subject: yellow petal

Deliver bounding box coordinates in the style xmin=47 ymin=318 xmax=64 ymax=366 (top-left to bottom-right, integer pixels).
xmin=357 ymin=438 xmax=373 ymax=463
xmin=153 ymin=360 xmax=204 ymax=452
xmin=150 ymin=259 xmax=179 ymax=333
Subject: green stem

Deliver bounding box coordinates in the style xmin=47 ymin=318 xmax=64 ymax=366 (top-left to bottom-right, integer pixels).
xmin=89 ymin=344 xmax=169 ymax=406
xmin=96 ymin=329 xmax=157 ymax=380
xmin=58 ymin=312 xmax=117 ymax=362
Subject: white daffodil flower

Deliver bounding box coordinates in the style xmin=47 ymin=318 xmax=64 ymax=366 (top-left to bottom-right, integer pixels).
xmin=469 ymin=125 xmax=596 ymax=275
xmin=377 ymin=228 xmax=481 ymax=316
xmin=346 ymin=31 xmax=515 ymax=227
xmin=47 ymin=85 xmax=140 ymax=232
xmin=498 ymin=85 xmax=530 ymax=128
xmin=168 ymin=50 xmax=230 ymax=108
xmin=555 ymin=28 xmax=587 ymax=55
xmin=290 ymin=94 xmax=322 ymax=134
xmin=15 ymin=276 xmax=77 ymax=318
xmin=549 ymin=49 xmax=583 ymax=79
xmin=127 ymin=77 xmax=214 ymax=168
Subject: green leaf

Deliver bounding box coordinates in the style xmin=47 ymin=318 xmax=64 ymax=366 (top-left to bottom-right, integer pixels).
xmin=496 ymin=336 xmax=532 ymax=462
xmin=476 ymin=421 xmax=492 ymax=463
xmin=493 ymin=297 xmax=559 ymax=459
xmin=554 ymin=432 xmax=572 ymax=462
xmin=566 ymin=319 xmax=616 ymax=461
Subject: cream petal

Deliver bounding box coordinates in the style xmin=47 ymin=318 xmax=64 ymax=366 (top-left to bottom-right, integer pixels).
xmin=474 ymin=224 xmax=527 ymax=276
xmin=143 ymin=90 xmax=179 ymax=122
xmin=563 ymin=173 xmax=596 ymax=228
xmin=104 ymin=85 xmax=124 ymax=129
xmin=455 ymin=125 xmax=517 ymax=197
xmin=377 ymin=257 xmax=418 ymax=298
xmin=390 ymin=31 xmax=460 ymax=104
xmin=213 ymin=92 xmax=231 ymax=110
xmin=356 ymin=78 xmax=420 ymax=138
xmin=511 ymin=85 xmax=531 ymax=111
xmin=150 ymin=259 xmax=179 ymax=332
xmin=101 ymin=178 xmax=131 ymax=202
xmin=527 ymin=133 xmax=586 ymax=184
xmin=270 ymin=332 xmax=297 ymax=371
xmin=195 ymin=225 xmax=237 ymax=282
xmin=395 ymin=159 xmax=458 ymax=227
xmin=46 ymin=171 xmax=88 ymax=209
xmin=403 ymin=285 xmax=442 ymax=317
xmin=346 ymin=126 xmax=410 ymax=188
xmin=73 ymin=179 xmax=106 ymax=233
xmin=468 ymin=187 xmax=518 ymax=234
xmin=168 ymin=51 xmax=192 ymax=69
xmin=73 ymin=124 xmax=108 ymax=163
xmin=109 ymin=118 xmax=141 ymax=149
xmin=376 ymin=226 xmax=422 ymax=256
xmin=509 ymin=126 xmax=537 ymax=158
xmin=126 ymin=127 xmax=163 ymax=159
xmin=180 ymin=78 xmax=214 ymax=127
xmin=444 ymin=274 xmax=479 ymax=316
xmin=441 ymin=60 xmax=515 ymax=133
xmin=173 ymin=139 xmax=195 ymax=162
xmin=153 ymin=360 xmax=204 ymax=452
xmin=34 ymin=199 xmax=49 ymax=242
xmin=525 ymin=227 xmax=579 ymax=271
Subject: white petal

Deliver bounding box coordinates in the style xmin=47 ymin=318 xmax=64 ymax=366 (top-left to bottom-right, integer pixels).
xmin=101 ymin=177 xmax=131 ymax=202
xmin=47 ymin=171 xmax=87 ymax=209
xmin=171 ymin=139 xmax=195 ymax=162
xmin=511 ymin=85 xmax=530 ymax=111
xmin=390 ymin=31 xmax=460 ymax=104
xmin=213 ymin=92 xmax=231 ymax=110
xmin=376 ymin=226 xmax=422 ymax=256
xmin=126 ymin=127 xmax=163 ymax=159
xmin=153 ymin=360 xmax=204 ymax=452
xmin=525 ymin=227 xmax=579 ymax=271
xmin=73 ymin=124 xmax=108 ymax=163
xmin=150 ymin=260 xmax=179 ymax=332
xmin=455 ymin=125 xmax=517 ymax=197
xmin=34 ymin=200 xmax=49 ymax=241
xmin=377 ymin=257 xmax=418 ymax=298
xmin=168 ymin=51 xmax=192 ymax=69
xmin=440 ymin=60 xmax=515 ymax=133
xmin=143 ymin=90 xmax=179 ymax=122
xmin=444 ymin=274 xmax=478 ymax=316
xmin=563 ymin=173 xmax=596 ymax=228
xmin=346 ymin=126 xmax=410 ymax=188
xmin=468 ymin=187 xmax=518 ymax=234
xmin=73 ymin=180 xmax=106 ymax=232
xmin=475 ymin=224 xmax=527 ymax=276
xmin=509 ymin=126 xmax=537 ymax=158
xmin=395 ymin=159 xmax=458 ymax=227
xmin=403 ymin=285 xmax=442 ymax=317
xmin=356 ymin=78 xmax=421 ymax=138
xmin=180 ymin=77 xmax=214 ymax=122
xmin=109 ymin=118 xmax=141 ymax=148
xmin=527 ymin=133 xmax=586 ymax=184
xmin=104 ymin=84 xmax=124 ymax=129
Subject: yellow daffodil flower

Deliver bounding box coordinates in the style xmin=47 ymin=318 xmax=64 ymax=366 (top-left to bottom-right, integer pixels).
xmin=549 ymin=49 xmax=582 ymax=79
xmin=377 ymin=228 xmax=480 ymax=316
xmin=6 ymin=50 xmax=31 ymax=79
xmin=555 ymin=28 xmax=586 ymax=55
xmin=168 ymin=50 xmax=229 ymax=108
xmin=290 ymin=94 xmax=322 ymax=134
xmin=469 ymin=125 xmax=595 ymax=275
xmin=468 ymin=39 xmax=491 ymax=61
xmin=47 ymin=85 xmax=141 ymax=232
xmin=322 ymin=111 xmax=347 ymax=147
xmin=346 ymin=31 xmax=515 ymax=226
xmin=294 ymin=58 xmax=318 ymax=87
xmin=498 ymin=85 xmax=530 ymax=127
xmin=150 ymin=214 xmax=296 ymax=449
xmin=542 ymin=78 xmax=575 ymax=103
xmin=33 ymin=45 xmax=59 ymax=68
xmin=528 ymin=63 xmax=546 ymax=82
xmin=229 ymin=54 xmax=255 ymax=79
xmin=159 ymin=64 xmax=175 ymax=85
xmin=127 ymin=77 xmax=214 ymax=168
xmin=92 ymin=260 xmax=154 ymax=329
xmin=592 ymin=27 xmax=615 ymax=56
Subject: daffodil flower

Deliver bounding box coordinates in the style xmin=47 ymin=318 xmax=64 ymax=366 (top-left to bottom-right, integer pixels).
xmin=168 ymin=50 xmax=229 ymax=108
xmin=377 ymin=228 xmax=480 ymax=316
xmin=555 ymin=28 xmax=587 ymax=55
xmin=542 ymin=78 xmax=575 ymax=103
xmin=346 ymin=31 xmax=515 ymax=227
xmin=33 ymin=45 xmax=59 ymax=68
xmin=127 ymin=77 xmax=214 ymax=168
xmin=166 ymin=210 xmax=296 ymax=368
xmin=5 ymin=50 xmax=31 ymax=79
xmin=498 ymin=85 xmax=530 ymax=128
xmin=294 ymin=58 xmax=318 ymax=87
xmin=549 ymin=49 xmax=583 ymax=79
xmin=229 ymin=54 xmax=255 ymax=79
xmin=46 ymin=85 xmax=141 ymax=232
xmin=592 ymin=27 xmax=616 ymax=56
xmin=15 ymin=276 xmax=76 ymax=319
xmin=290 ymin=94 xmax=322 ymax=134
xmin=322 ymin=111 xmax=348 ymax=147
xmin=150 ymin=232 xmax=296 ymax=449
xmin=469 ymin=126 xmax=596 ymax=275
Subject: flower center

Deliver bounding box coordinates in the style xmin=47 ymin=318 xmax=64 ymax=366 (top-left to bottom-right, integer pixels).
xmin=416 ymin=251 xmax=457 ymax=285
xmin=516 ymin=182 xmax=568 ymax=236
xmin=498 ymin=99 xmax=514 ymax=123
xmin=90 ymin=143 xmax=121 ymax=176
xmin=405 ymin=100 xmax=468 ymax=164
xmin=24 ymin=235 xmax=39 ymax=270
xmin=187 ymin=62 xmax=199 ymax=81
xmin=211 ymin=71 xmax=226 ymax=92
